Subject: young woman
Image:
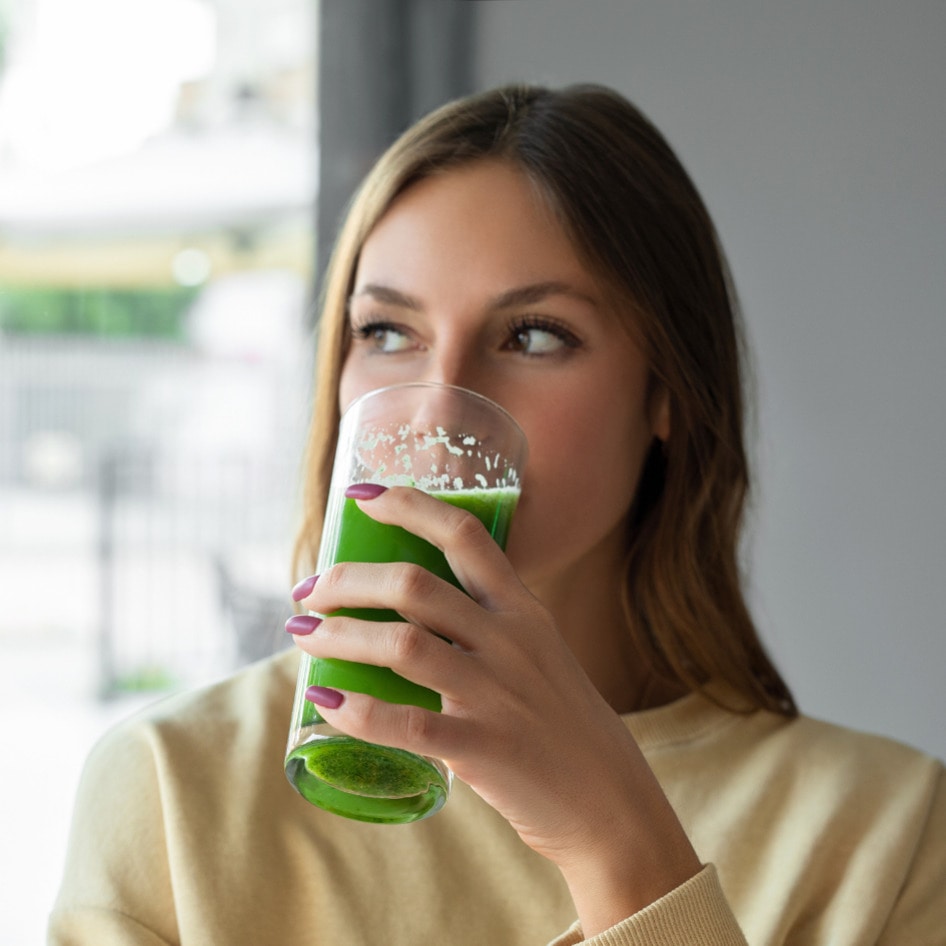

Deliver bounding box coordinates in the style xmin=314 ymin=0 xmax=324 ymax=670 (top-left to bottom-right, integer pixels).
xmin=50 ymin=85 xmax=945 ymax=946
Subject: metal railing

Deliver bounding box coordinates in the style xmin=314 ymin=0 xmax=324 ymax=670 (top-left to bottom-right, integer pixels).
xmin=0 ymin=333 xmax=305 ymax=697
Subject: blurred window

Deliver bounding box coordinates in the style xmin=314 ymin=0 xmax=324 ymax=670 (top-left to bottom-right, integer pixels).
xmin=0 ymin=0 xmax=316 ymax=691
xmin=0 ymin=3 xmax=316 ymax=936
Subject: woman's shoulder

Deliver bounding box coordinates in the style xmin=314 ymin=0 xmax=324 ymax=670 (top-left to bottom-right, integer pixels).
xmin=754 ymin=704 xmax=943 ymax=796
xmin=637 ymin=690 xmax=946 ymax=942
xmin=157 ymin=645 xmax=298 ymax=714
xmin=634 ymin=685 xmax=944 ymax=808
xmin=85 ymin=647 xmax=300 ymax=771
xmin=783 ymin=709 xmax=941 ymax=770
xmin=723 ymin=708 xmax=946 ymax=941
xmin=141 ymin=646 xmax=295 ymax=717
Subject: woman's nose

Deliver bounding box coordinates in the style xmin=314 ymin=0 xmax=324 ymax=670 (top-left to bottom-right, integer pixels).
xmin=421 ymin=354 xmax=483 ymax=395
xmin=405 ymin=356 xmax=498 ymax=433
xmin=397 ymin=382 xmax=525 ymax=489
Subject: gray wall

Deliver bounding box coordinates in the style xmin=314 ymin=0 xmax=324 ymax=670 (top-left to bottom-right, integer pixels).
xmin=472 ymin=0 xmax=946 ymax=760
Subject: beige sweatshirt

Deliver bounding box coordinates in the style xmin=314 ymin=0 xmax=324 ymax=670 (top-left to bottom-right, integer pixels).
xmin=49 ymin=649 xmax=945 ymax=945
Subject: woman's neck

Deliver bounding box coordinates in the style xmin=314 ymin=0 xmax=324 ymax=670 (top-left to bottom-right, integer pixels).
xmin=531 ymin=551 xmax=685 ymax=715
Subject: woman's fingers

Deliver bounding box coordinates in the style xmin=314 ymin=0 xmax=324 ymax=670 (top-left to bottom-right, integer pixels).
xmin=292 ymin=608 xmax=483 ymax=700
xmin=302 ymin=559 xmax=500 ymax=653
xmin=341 ymin=486 xmax=525 ymax=610
xmin=303 ymin=685 xmax=473 ymax=762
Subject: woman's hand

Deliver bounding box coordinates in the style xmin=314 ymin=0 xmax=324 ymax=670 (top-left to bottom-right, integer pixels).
xmin=290 ymin=486 xmax=700 ymax=935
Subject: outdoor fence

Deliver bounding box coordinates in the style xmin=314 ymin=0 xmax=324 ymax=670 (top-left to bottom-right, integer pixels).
xmin=0 ymin=333 xmax=303 ymax=697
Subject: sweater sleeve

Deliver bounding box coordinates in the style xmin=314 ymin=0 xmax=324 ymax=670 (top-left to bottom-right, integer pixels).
xmin=545 ymin=865 xmax=747 ymax=946
xmin=876 ymin=763 xmax=946 ymax=946
xmin=47 ymin=720 xmax=178 ymax=946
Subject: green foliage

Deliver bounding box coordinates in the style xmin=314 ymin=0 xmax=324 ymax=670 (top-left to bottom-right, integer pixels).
xmin=0 ymin=286 xmax=201 ymax=338
xmin=107 ymin=664 xmax=179 ymax=696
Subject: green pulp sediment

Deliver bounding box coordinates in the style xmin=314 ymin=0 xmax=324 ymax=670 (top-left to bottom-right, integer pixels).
xmin=285 ymin=738 xmax=449 ymax=824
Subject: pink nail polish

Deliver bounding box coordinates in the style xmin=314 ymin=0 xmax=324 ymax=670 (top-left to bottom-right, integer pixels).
xmin=291 ymin=574 xmax=318 ymax=602
xmin=344 ymin=482 xmax=388 ymax=500
xmin=305 ymin=685 xmax=344 ymax=709
xmin=285 ymin=615 xmax=322 ymax=635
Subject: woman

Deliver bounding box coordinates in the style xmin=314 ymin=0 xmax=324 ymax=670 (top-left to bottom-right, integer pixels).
xmin=50 ymin=85 xmax=945 ymax=945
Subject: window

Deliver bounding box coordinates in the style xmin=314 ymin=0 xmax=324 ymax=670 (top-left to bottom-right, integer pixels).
xmin=0 ymin=1 xmax=316 ymax=939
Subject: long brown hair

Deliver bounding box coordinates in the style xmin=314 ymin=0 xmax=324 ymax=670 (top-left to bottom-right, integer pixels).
xmin=293 ymin=83 xmax=796 ymax=717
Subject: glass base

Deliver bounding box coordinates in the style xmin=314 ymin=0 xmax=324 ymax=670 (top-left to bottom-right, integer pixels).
xmin=285 ymin=735 xmax=451 ymax=824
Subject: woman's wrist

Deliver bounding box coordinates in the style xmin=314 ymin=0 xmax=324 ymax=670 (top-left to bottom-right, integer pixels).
xmin=554 ymin=783 xmax=702 ymax=937
xmin=561 ymin=846 xmax=702 ymax=937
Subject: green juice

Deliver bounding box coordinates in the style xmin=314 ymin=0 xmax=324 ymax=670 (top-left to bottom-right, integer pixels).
xmin=285 ymin=486 xmax=519 ymax=823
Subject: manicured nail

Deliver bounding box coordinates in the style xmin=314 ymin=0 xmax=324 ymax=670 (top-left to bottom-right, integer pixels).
xmin=291 ymin=574 xmax=318 ymax=602
xmin=285 ymin=615 xmax=322 ymax=635
xmin=344 ymin=482 xmax=388 ymax=500
xmin=305 ymin=685 xmax=345 ymax=709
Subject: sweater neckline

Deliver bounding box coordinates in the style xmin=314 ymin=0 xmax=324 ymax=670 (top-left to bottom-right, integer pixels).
xmin=622 ymin=685 xmax=750 ymax=750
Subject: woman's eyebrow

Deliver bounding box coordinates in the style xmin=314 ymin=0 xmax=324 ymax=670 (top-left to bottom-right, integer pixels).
xmin=490 ymin=281 xmax=598 ymax=310
xmin=350 ymin=280 xmax=597 ymax=312
xmin=350 ymin=283 xmax=423 ymax=310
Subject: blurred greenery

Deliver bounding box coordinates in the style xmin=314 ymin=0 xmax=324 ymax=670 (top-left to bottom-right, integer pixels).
xmin=0 ymin=286 xmax=201 ymax=338
xmin=108 ymin=664 xmax=179 ymax=696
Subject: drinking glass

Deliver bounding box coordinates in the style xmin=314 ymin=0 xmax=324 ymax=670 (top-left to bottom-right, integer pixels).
xmin=285 ymin=382 xmax=527 ymax=823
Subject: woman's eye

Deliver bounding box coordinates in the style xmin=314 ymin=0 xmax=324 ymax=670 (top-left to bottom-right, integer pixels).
xmin=506 ymin=320 xmax=579 ymax=356
xmin=351 ymin=322 xmax=413 ymax=353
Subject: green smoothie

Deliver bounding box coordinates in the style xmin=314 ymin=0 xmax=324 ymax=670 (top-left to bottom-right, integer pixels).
xmin=285 ymin=486 xmax=519 ymax=823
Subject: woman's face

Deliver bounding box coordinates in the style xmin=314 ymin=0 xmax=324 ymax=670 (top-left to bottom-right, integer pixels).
xmin=340 ymin=160 xmax=667 ymax=599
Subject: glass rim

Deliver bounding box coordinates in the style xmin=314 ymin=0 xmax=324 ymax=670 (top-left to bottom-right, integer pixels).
xmin=340 ymin=382 xmax=527 ymax=448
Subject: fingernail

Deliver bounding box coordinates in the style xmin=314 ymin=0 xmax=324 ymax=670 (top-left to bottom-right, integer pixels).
xmin=285 ymin=614 xmax=322 ymax=635
xmin=291 ymin=574 xmax=318 ymax=602
xmin=305 ymin=685 xmax=345 ymax=709
xmin=344 ymin=482 xmax=388 ymax=500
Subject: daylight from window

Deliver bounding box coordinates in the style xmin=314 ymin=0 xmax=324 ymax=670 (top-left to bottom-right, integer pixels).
xmin=0 ymin=1 xmax=316 ymax=941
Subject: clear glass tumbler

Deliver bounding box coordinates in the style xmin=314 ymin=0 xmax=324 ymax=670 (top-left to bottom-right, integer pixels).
xmin=285 ymin=382 xmax=527 ymax=823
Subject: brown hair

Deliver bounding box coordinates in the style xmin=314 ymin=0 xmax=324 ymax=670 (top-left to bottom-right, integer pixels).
xmin=293 ymin=83 xmax=796 ymax=717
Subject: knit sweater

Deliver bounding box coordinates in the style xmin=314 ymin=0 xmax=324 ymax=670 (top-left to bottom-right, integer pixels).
xmin=49 ymin=648 xmax=946 ymax=945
